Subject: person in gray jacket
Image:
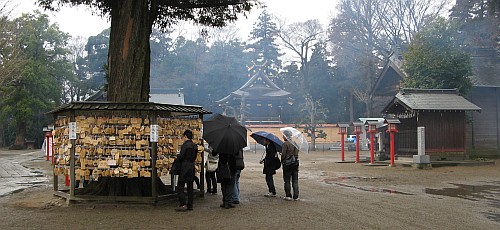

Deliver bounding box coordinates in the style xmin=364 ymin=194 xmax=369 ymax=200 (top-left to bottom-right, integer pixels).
xmin=281 ymin=131 xmax=300 ymax=201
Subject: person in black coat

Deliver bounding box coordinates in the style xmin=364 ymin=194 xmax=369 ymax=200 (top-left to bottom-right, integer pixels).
xmin=175 ymin=130 xmax=197 ymax=212
xmin=217 ymin=152 xmax=237 ymax=209
xmin=232 ymin=149 xmax=244 ymax=204
xmin=260 ymin=138 xmax=277 ymax=197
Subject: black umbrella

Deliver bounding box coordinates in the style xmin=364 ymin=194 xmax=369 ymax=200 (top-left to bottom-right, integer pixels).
xmin=250 ymin=131 xmax=284 ymax=152
xmin=203 ymin=114 xmax=247 ymax=155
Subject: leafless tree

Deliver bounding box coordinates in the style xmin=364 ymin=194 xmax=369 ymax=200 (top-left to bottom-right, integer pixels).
xmin=377 ymin=0 xmax=448 ymax=47
xmin=63 ymin=36 xmax=87 ymax=102
xmin=276 ymin=19 xmax=327 ymax=150
xmin=328 ymin=0 xmax=449 ymax=117
xmin=207 ymin=24 xmax=242 ymax=43
xmin=0 ymin=0 xmax=26 ymax=101
xmin=277 ymin=19 xmax=324 ymax=83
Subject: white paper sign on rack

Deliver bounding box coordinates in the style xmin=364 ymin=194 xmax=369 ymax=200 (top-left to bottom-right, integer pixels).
xmin=69 ymin=122 xmax=77 ymax=140
xmin=150 ymin=125 xmax=159 ymax=142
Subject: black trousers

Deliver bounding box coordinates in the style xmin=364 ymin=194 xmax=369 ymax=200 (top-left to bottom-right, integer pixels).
xmin=221 ymin=177 xmax=235 ymax=205
xmin=205 ymin=171 xmax=217 ymax=193
xmin=265 ymin=173 xmax=276 ymax=194
xmin=177 ymin=180 xmax=194 ymax=209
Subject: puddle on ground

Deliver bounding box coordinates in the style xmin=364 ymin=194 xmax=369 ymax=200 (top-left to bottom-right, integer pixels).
xmin=425 ymin=183 xmax=500 ymax=201
xmin=16 ymin=180 xmax=46 ymax=185
xmin=425 ymin=183 xmax=500 ymax=223
xmin=324 ymin=176 xmax=380 ymax=182
xmin=323 ymin=177 xmax=413 ymax=195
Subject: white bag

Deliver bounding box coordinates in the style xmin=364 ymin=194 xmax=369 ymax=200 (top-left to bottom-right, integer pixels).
xmin=206 ymin=154 xmax=219 ymax=172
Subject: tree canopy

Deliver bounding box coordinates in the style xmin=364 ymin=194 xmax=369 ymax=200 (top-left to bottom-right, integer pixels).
xmin=38 ymin=0 xmax=256 ymax=28
xmin=37 ymin=0 xmax=257 ymax=102
xmin=247 ymin=9 xmax=282 ymax=77
xmin=1 ymin=11 xmax=73 ymax=148
xmin=450 ymin=0 xmax=500 ymax=48
xmin=402 ymin=17 xmax=473 ymax=96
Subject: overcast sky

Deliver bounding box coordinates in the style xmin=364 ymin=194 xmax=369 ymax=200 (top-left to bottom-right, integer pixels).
xmin=15 ymin=0 xmax=337 ymax=38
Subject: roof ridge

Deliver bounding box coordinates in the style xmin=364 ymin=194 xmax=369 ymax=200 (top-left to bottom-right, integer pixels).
xmin=400 ymin=88 xmax=459 ymax=95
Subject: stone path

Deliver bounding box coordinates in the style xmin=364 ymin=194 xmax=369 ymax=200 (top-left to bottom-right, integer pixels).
xmin=0 ymin=150 xmax=49 ymax=197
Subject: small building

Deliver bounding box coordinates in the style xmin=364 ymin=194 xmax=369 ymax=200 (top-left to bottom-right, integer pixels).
xmin=149 ymin=88 xmax=185 ymax=105
xmin=47 ymin=101 xmax=210 ymax=204
xmin=216 ymin=65 xmax=290 ymax=124
xmin=370 ymin=58 xmax=406 ymax=114
xmin=371 ymin=48 xmax=500 ymax=157
xmin=86 ymin=88 xmax=186 ymax=105
xmin=382 ymin=88 xmax=481 ymax=160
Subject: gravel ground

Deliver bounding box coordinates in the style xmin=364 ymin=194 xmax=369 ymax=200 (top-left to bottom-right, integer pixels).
xmin=0 ymin=150 xmax=499 ymax=230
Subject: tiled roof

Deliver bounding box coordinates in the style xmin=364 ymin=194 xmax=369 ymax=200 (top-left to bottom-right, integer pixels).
xmin=48 ymin=101 xmax=211 ymax=114
xmin=217 ymin=69 xmax=290 ymax=103
xmin=384 ymin=88 xmax=481 ymax=112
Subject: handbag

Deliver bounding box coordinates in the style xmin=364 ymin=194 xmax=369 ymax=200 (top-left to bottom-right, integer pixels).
xmin=274 ymin=154 xmax=281 ymax=170
xmin=170 ymin=158 xmax=181 ymax=175
xmin=282 ymin=154 xmax=298 ymax=168
xmin=206 ymin=154 xmax=219 ymax=172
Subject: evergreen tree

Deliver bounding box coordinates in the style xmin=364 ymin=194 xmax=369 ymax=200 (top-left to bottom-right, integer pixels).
xmin=81 ymin=28 xmax=110 ymax=95
xmin=201 ymin=40 xmax=252 ymax=113
xmin=402 ymin=18 xmax=473 ymax=96
xmin=306 ymin=42 xmax=347 ymax=123
xmin=450 ymin=0 xmax=500 ymax=48
xmin=247 ymin=9 xmax=282 ymax=77
xmin=1 ymin=11 xmax=73 ymax=148
xmin=38 ymin=0 xmax=256 ymax=102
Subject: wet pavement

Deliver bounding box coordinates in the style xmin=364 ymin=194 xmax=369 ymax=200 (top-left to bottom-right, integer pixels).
xmin=0 ymin=149 xmax=49 ymax=197
xmin=425 ymin=182 xmax=500 ymax=222
xmin=322 ymin=176 xmax=415 ymax=195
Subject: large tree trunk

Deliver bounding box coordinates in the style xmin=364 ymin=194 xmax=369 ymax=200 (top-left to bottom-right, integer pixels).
xmin=12 ymin=121 xmax=26 ymax=150
xmin=107 ymin=0 xmax=155 ymax=102
xmin=0 ymin=122 xmax=5 ymax=147
xmin=84 ymin=1 xmax=166 ymax=197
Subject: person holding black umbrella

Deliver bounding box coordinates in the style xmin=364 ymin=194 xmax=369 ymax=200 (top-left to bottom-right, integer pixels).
xmin=260 ymin=138 xmax=278 ymax=197
xmin=217 ymin=152 xmax=237 ymax=209
xmin=175 ymin=130 xmax=197 ymax=212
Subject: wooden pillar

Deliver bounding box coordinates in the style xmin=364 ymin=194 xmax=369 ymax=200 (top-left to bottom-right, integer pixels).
xmin=150 ymin=112 xmax=158 ymax=199
xmin=69 ymin=110 xmax=76 ymax=197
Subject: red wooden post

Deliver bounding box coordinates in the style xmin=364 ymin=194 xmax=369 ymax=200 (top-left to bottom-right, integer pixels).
xmin=390 ymin=132 xmax=395 ymax=166
xmin=366 ymin=121 xmax=378 ymax=165
xmin=43 ymin=128 xmax=52 ymax=161
xmin=385 ymin=118 xmax=400 ymax=167
xmin=337 ymin=123 xmax=349 ymax=162
xmin=51 ymin=137 xmax=55 ymax=165
xmin=355 ymin=133 xmax=360 ymax=163
xmin=340 ymin=133 xmax=345 ymax=161
xmin=369 ymin=132 xmax=375 ymax=164
xmin=65 ymin=174 xmax=70 ymax=186
xmin=352 ymin=121 xmax=363 ymax=163
xmin=45 ymin=135 xmax=50 ymax=161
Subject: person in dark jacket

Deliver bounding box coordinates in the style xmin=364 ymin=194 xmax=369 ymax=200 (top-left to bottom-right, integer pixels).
xmin=175 ymin=130 xmax=198 ymax=211
xmin=232 ymin=149 xmax=244 ymax=204
xmin=217 ymin=152 xmax=236 ymax=209
xmin=260 ymin=138 xmax=277 ymax=197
